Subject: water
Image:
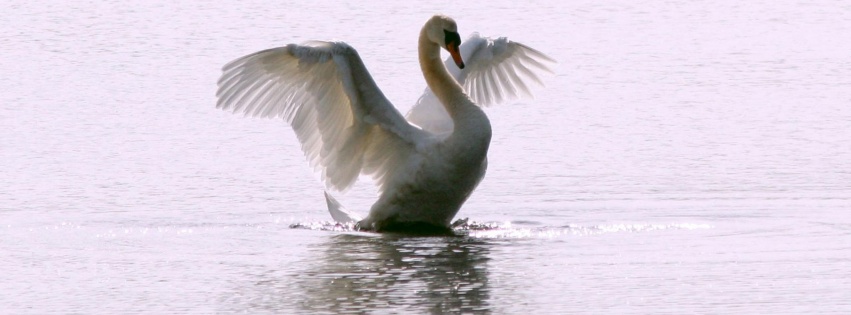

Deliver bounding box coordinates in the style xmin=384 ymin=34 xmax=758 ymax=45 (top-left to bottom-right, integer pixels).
xmin=2 ymin=0 xmax=850 ymax=313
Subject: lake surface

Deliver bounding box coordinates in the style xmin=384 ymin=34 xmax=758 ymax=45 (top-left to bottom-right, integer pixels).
xmin=2 ymin=0 xmax=850 ymax=313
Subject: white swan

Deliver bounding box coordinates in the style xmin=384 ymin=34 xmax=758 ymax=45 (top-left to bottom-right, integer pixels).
xmin=216 ymin=15 xmax=554 ymax=232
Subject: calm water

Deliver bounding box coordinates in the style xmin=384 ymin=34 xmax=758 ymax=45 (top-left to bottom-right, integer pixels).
xmin=2 ymin=0 xmax=850 ymax=313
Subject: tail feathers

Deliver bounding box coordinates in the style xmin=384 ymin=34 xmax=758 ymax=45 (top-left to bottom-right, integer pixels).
xmin=324 ymin=191 xmax=362 ymax=223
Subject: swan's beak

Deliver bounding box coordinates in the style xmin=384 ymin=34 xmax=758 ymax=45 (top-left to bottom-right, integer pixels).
xmin=448 ymin=43 xmax=465 ymax=69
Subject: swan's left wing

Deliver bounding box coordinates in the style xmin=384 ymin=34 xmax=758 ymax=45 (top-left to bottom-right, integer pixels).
xmin=407 ymin=33 xmax=556 ymax=135
xmin=216 ymin=41 xmax=425 ymax=193
xmin=461 ymin=33 xmax=556 ymax=106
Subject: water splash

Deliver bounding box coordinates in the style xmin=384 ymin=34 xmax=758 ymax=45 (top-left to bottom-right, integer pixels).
xmin=289 ymin=221 xmax=358 ymax=232
xmin=289 ymin=219 xmax=712 ymax=238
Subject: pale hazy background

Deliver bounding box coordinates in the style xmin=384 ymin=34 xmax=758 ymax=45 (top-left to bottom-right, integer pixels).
xmin=2 ymin=1 xmax=850 ymax=313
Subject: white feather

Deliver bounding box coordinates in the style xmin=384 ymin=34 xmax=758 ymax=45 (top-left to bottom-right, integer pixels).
xmin=407 ymin=33 xmax=556 ymax=135
xmin=217 ymin=42 xmax=426 ymax=193
xmin=216 ymin=16 xmax=554 ymax=231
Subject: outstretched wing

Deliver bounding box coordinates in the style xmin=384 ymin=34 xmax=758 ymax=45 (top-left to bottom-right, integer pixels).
xmin=407 ymin=33 xmax=556 ymax=135
xmin=217 ymin=41 xmax=426 ymax=192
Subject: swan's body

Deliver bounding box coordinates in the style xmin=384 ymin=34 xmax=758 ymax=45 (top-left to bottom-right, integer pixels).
xmin=216 ymin=15 xmax=554 ymax=232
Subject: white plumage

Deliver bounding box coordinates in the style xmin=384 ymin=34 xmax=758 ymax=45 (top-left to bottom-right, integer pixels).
xmin=216 ymin=15 xmax=554 ymax=232
xmin=407 ymin=32 xmax=556 ymax=137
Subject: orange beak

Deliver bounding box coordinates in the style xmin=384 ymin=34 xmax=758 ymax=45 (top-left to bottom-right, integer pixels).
xmin=447 ymin=43 xmax=465 ymax=69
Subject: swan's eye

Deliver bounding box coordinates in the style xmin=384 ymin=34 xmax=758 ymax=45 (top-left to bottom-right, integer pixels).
xmin=443 ymin=30 xmax=461 ymax=49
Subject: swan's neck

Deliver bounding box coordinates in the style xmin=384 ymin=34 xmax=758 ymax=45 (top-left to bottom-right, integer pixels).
xmin=418 ymin=27 xmax=491 ymax=157
xmin=418 ymin=29 xmax=468 ymax=117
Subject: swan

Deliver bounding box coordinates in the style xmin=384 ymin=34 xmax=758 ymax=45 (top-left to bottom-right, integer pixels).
xmin=216 ymin=15 xmax=554 ymax=232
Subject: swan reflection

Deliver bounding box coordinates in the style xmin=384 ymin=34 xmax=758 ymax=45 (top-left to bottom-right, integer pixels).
xmin=296 ymin=234 xmax=493 ymax=313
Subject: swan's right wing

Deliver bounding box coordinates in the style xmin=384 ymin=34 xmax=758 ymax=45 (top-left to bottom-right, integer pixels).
xmin=217 ymin=42 xmax=425 ymax=192
xmin=324 ymin=191 xmax=362 ymax=223
xmin=407 ymin=33 xmax=555 ymax=135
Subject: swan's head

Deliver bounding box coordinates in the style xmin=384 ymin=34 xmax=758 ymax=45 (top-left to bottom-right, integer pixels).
xmin=426 ymin=15 xmax=465 ymax=69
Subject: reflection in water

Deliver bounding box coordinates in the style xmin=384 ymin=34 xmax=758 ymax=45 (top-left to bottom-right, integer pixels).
xmin=235 ymin=233 xmax=493 ymax=314
xmin=222 ymin=223 xmax=716 ymax=313
xmin=300 ymin=234 xmax=492 ymax=313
